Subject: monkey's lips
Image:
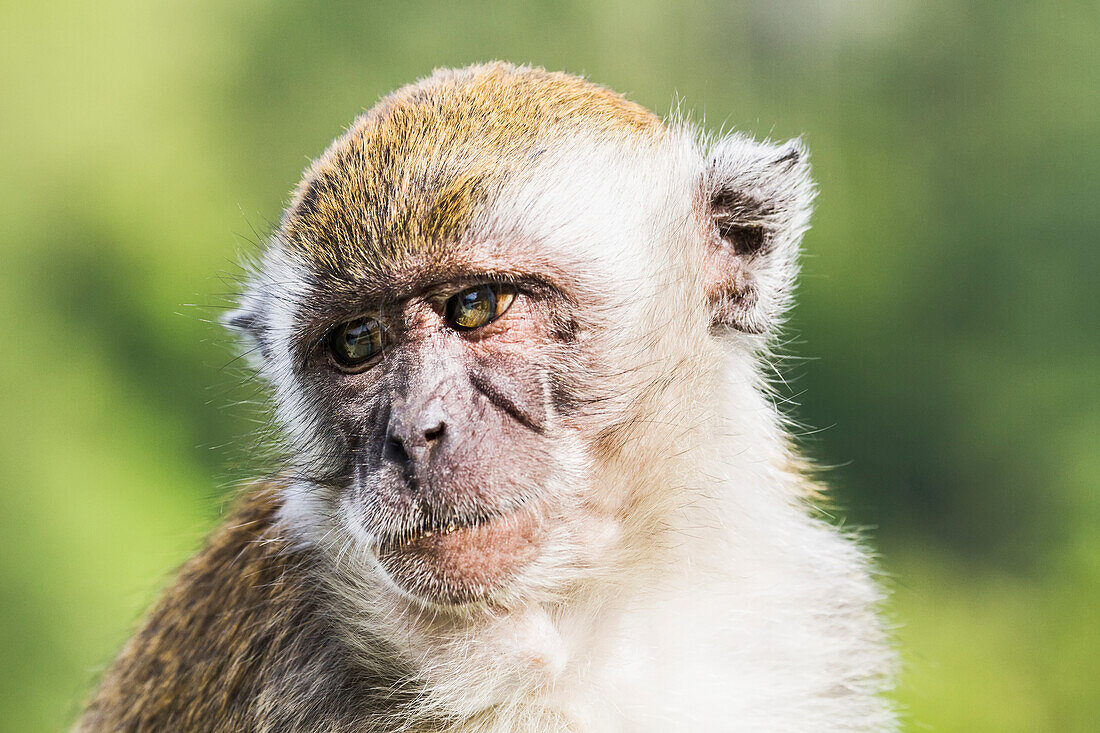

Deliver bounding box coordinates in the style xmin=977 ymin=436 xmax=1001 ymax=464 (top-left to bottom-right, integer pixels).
xmin=376 ymin=508 xmax=542 ymax=604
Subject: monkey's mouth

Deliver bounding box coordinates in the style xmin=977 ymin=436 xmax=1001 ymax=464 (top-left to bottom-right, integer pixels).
xmin=375 ymin=507 xmax=543 ymax=604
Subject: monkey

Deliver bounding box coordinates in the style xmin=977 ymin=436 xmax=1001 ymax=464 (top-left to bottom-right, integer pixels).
xmin=75 ymin=62 xmax=896 ymax=732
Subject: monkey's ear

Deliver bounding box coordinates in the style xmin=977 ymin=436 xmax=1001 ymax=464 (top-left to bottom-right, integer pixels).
xmin=703 ymin=134 xmax=815 ymax=334
xmin=221 ymin=291 xmax=269 ymax=360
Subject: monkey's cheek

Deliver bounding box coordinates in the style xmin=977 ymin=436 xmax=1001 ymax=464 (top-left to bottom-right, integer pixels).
xmin=376 ymin=509 xmax=543 ymax=605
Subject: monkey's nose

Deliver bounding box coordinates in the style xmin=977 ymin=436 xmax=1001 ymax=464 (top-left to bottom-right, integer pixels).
xmin=385 ymin=407 xmax=447 ymax=470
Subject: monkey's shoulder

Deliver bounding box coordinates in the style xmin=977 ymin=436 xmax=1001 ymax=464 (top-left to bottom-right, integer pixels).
xmin=75 ymin=484 xmax=383 ymax=732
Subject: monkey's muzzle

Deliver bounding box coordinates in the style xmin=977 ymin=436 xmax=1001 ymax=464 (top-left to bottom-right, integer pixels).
xmin=375 ymin=505 xmax=544 ymax=604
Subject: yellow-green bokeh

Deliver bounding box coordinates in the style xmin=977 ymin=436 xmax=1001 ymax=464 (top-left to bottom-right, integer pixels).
xmin=1 ymin=1 xmax=1096 ymax=730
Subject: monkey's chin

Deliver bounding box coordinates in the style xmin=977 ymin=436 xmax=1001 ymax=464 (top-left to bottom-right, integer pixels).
xmin=376 ymin=508 xmax=543 ymax=605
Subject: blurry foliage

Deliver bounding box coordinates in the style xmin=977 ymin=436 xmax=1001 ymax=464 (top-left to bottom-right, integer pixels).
xmin=1 ymin=0 xmax=1096 ymax=730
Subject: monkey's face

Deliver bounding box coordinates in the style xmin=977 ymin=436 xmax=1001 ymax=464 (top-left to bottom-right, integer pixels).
xmin=243 ymin=158 xmax=701 ymax=607
xmin=228 ymin=65 xmax=812 ymax=608
xmin=295 ymin=257 xmax=599 ymax=605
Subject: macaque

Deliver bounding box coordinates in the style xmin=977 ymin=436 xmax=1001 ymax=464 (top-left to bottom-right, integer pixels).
xmin=77 ymin=63 xmax=895 ymax=732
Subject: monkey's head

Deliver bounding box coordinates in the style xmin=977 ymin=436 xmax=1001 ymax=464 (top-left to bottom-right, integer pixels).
xmin=227 ymin=63 xmax=813 ymax=608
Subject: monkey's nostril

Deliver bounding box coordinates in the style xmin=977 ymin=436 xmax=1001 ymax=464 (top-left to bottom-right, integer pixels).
xmin=423 ymin=421 xmax=446 ymax=444
xmin=384 ymin=434 xmax=409 ymax=466
xmin=384 ymin=420 xmax=443 ymax=469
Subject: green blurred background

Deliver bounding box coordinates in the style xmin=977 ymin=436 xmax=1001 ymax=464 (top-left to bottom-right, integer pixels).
xmin=2 ymin=1 xmax=1096 ymax=729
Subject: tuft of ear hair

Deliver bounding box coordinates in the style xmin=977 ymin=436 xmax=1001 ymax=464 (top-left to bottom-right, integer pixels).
xmin=703 ymin=134 xmax=815 ymax=335
xmin=221 ymin=286 xmax=269 ymax=360
xmin=222 ymin=303 xmax=259 ymax=335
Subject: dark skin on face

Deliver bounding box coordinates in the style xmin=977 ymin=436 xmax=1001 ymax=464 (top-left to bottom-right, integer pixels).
xmin=295 ymin=257 xmax=581 ymax=604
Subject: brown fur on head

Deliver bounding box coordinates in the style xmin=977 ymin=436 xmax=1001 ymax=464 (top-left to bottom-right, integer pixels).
xmin=283 ymin=63 xmax=663 ymax=278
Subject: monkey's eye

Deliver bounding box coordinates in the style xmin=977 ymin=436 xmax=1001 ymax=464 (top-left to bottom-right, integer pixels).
xmin=328 ymin=316 xmax=387 ymax=369
xmin=445 ymin=284 xmax=516 ymax=331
